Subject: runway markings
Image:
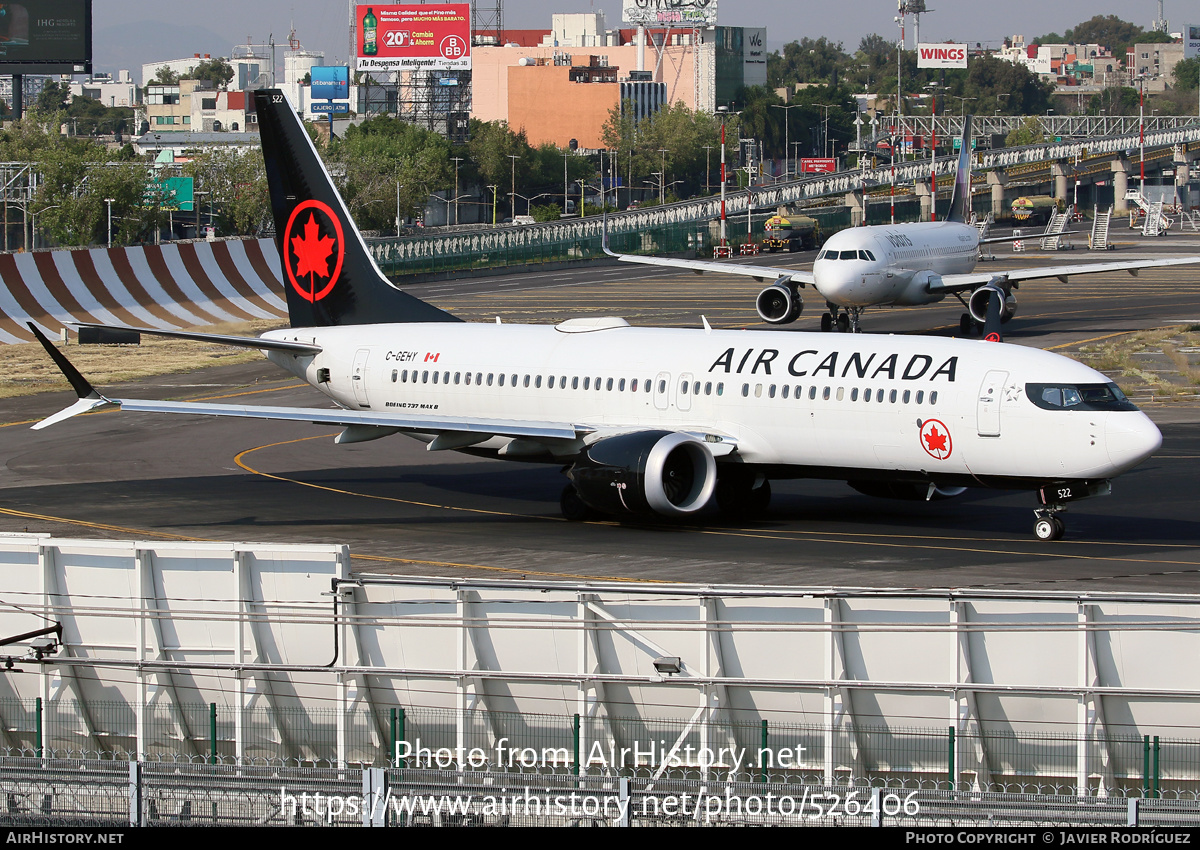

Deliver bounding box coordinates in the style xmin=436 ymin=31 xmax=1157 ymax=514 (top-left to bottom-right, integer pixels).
xmin=0 ymin=506 xmax=207 ymax=541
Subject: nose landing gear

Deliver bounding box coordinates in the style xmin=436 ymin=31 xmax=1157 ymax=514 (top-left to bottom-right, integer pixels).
xmin=1033 ymin=508 xmax=1066 ymax=541
xmin=821 ymin=304 xmax=864 ymax=333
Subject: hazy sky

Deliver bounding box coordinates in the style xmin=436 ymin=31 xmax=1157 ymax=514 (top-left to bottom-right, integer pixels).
xmin=95 ymin=1 xmax=1175 ymax=75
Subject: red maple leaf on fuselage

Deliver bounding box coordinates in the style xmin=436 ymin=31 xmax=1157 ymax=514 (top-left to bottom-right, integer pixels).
xmin=924 ymin=427 xmax=948 ymax=453
xmin=291 ymin=213 xmax=336 ymax=288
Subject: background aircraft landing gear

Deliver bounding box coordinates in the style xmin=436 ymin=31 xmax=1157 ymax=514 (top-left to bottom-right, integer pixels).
xmin=836 ymin=313 xmax=850 ymax=333
xmin=1033 ymin=507 xmax=1065 ymax=541
xmin=716 ymin=472 xmax=772 ymax=518
xmin=959 ymin=313 xmax=980 ymax=336
xmin=561 ymin=483 xmax=594 ymax=521
xmin=821 ymin=312 xmax=833 ymax=332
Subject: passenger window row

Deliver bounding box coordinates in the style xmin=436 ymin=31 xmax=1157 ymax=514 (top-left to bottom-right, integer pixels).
xmin=390 ymin=369 xmax=660 ymax=393
xmin=739 ymin=383 xmax=939 ymax=405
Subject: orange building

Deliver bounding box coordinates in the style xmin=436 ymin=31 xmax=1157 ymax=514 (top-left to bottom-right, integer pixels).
xmin=507 ymin=56 xmax=623 ymax=149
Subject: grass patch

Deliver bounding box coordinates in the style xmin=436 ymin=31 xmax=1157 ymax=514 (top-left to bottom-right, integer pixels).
xmin=0 ymin=320 xmax=283 ymax=399
xmin=1070 ymin=326 xmax=1200 ymax=400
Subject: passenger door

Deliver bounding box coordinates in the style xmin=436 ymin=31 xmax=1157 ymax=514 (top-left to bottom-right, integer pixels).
xmin=352 ymin=348 xmax=371 ymax=408
xmin=977 ymin=370 xmax=1008 ymax=437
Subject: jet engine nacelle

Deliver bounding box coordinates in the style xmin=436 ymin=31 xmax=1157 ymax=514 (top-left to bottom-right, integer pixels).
xmin=755 ymin=282 xmax=804 ymax=325
xmin=569 ymin=431 xmax=717 ymax=517
xmin=968 ymin=284 xmax=1018 ymax=325
xmin=848 ymin=481 xmax=968 ymax=501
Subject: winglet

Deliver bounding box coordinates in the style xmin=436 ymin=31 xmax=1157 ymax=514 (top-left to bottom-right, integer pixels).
xmin=601 ymin=211 xmax=618 ymax=258
xmin=27 ymin=323 xmax=116 ymax=429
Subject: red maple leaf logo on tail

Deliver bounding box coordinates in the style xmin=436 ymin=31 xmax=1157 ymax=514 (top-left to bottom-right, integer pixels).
xmin=290 ymin=213 xmax=336 ymax=297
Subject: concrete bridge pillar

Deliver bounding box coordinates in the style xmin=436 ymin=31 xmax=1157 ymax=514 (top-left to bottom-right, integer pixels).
xmin=914 ymin=179 xmax=933 ymax=222
xmin=1173 ymin=146 xmax=1197 ymax=208
xmin=845 ymin=190 xmax=865 ymax=226
xmin=1050 ymin=161 xmax=1071 ymax=205
xmin=987 ymin=170 xmax=1008 ymax=218
xmin=1111 ymin=160 xmax=1131 ymax=214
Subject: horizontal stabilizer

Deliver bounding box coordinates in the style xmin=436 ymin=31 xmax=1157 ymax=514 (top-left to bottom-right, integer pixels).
xmin=71 ymin=323 xmax=322 ymax=355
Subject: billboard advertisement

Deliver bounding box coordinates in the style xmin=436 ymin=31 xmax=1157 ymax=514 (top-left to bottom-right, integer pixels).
xmin=310 ymin=65 xmax=349 ymax=101
xmin=356 ymin=5 xmax=471 ymax=72
xmin=1186 ymin=25 xmax=1200 ymax=60
xmin=622 ymin=0 xmax=718 ymax=27
xmin=0 ymin=1 xmax=91 ymax=74
xmin=916 ymin=43 xmax=967 ymax=69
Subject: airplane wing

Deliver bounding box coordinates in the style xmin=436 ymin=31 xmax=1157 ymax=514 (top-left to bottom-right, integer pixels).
xmin=605 ymin=250 xmax=816 ymax=285
xmin=928 ymin=256 xmax=1200 ymax=293
xmin=28 ymin=324 xmax=581 ymax=441
xmin=27 ymin=324 xmax=743 ymax=456
xmin=601 ymin=221 xmax=815 ymax=285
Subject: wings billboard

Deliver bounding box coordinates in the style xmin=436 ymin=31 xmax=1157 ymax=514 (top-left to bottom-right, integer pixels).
xmin=356 ymin=4 xmax=471 ymax=72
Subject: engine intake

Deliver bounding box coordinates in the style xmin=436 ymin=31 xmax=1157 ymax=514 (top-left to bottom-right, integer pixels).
xmin=968 ymin=284 xmax=1017 ymax=325
xmin=756 ymin=283 xmax=803 ymax=325
xmin=569 ymin=431 xmax=717 ymax=517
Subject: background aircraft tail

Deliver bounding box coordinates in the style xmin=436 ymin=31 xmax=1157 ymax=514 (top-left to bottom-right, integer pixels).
xmin=254 ymin=89 xmax=459 ymax=327
xmin=944 ymin=115 xmax=973 ymax=224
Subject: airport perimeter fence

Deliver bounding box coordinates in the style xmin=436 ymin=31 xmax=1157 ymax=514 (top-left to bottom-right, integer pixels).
xmin=0 ymin=759 xmax=1198 ymax=827
xmin=367 ymin=204 xmax=872 ymax=279
xmin=3 ymin=699 xmax=1200 ymax=800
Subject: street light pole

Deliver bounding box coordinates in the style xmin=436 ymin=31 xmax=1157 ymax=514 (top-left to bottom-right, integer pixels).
xmin=507 ymin=154 xmax=518 ymax=218
xmin=104 ymin=198 xmax=115 ymax=248
xmin=450 ymin=157 xmax=463 ymax=225
xmin=770 ymin=103 xmax=799 ymax=179
xmin=657 ymin=148 xmax=669 ymax=204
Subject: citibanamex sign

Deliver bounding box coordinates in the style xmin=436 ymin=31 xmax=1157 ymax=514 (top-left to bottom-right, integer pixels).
xmin=916 ymin=43 xmax=967 ymax=69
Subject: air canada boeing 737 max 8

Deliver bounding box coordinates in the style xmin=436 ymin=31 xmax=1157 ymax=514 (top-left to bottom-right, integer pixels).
xmin=30 ymin=92 xmax=1163 ymax=541
xmin=605 ymin=116 xmax=1200 ymax=335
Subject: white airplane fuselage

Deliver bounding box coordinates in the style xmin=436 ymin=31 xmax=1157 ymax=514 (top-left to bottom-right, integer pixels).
xmin=813 ymin=221 xmax=980 ymax=309
xmin=263 ymin=321 xmax=1160 ymax=488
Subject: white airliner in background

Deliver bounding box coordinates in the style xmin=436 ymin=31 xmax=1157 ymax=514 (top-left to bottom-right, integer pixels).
xmin=30 ymin=92 xmax=1162 ymax=541
xmin=606 ymin=116 xmax=1200 ymax=335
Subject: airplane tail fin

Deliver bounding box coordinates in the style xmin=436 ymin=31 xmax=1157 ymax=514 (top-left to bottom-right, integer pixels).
xmin=254 ymin=89 xmax=459 ymax=327
xmin=945 ymin=115 xmax=973 ymax=224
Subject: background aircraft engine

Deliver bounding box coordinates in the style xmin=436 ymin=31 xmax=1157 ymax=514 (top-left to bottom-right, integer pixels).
xmin=848 ymin=481 xmax=968 ymax=501
xmin=755 ymin=283 xmax=803 ymax=324
xmin=569 ymin=431 xmax=718 ymax=517
xmin=968 ymin=284 xmax=1018 ymax=324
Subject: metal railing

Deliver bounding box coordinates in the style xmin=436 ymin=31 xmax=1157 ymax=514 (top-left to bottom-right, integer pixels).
xmin=1 ymin=759 xmax=1198 ymax=827
xmin=9 ymin=698 xmax=1200 ymax=799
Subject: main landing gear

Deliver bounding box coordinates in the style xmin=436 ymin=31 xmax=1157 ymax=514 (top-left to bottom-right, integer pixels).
xmin=959 ymin=312 xmax=981 ymax=337
xmin=820 ymin=305 xmax=864 ymax=333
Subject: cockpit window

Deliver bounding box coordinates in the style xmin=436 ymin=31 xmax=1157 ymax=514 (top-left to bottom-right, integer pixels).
xmin=859 ymin=250 xmax=876 ymax=261
xmin=1026 ymin=382 xmax=1137 ymax=412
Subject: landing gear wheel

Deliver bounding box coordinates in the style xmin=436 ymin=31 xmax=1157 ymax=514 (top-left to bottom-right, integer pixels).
xmin=960 ymin=313 xmax=974 ymax=336
xmin=748 ymin=479 xmax=772 ymax=513
xmin=836 ymin=313 xmax=850 ymax=333
xmin=1034 ymin=516 xmax=1065 ymax=541
xmin=820 ymin=312 xmax=833 ymax=332
xmin=716 ymin=474 xmax=771 ymax=518
xmin=560 ymin=484 xmax=593 ymax=521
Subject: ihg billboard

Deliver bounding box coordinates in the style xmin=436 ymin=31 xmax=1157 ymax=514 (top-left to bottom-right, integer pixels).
xmin=0 ymin=1 xmax=92 ymax=74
